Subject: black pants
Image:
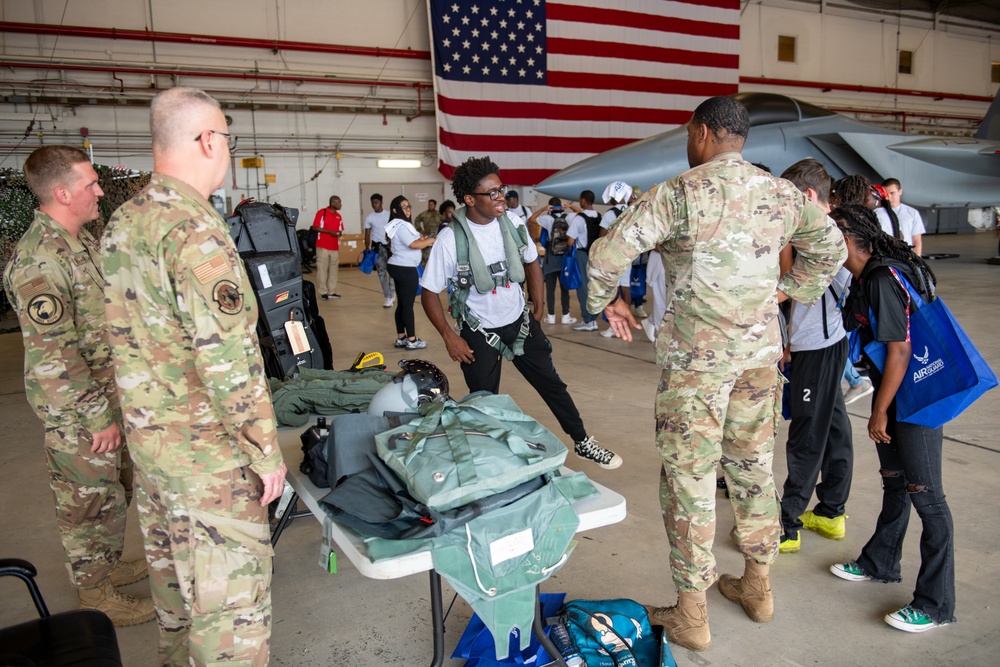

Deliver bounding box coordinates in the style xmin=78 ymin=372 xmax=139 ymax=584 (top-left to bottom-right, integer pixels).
xmin=856 ymin=396 xmax=954 ymax=623
xmin=544 ymin=271 xmax=571 ymax=316
xmin=780 ymin=337 xmax=854 ymax=538
xmin=387 ymin=264 xmax=419 ymax=338
xmin=459 ymin=314 xmax=586 ymax=442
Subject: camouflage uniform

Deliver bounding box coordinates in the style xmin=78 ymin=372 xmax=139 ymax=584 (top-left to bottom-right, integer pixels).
xmin=3 ymin=210 xmax=133 ymax=590
xmin=413 ymin=208 xmax=442 ymax=265
xmin=587 ymin=153 xmax=846 ymax=592
xmin=103 ymin=174 xmax=283 ymax=666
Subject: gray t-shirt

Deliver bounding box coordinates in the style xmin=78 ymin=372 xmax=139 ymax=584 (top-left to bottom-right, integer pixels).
xmin=788 ymin=267 xmax=852 ymax=352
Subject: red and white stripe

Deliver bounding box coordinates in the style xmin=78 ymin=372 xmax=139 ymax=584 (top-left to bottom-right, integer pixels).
xmin=432 ymin=0 xmax=740 ymax=184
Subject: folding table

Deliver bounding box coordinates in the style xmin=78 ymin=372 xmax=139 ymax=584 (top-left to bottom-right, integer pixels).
xmin=272 ymin=422 xmax=627 ymax=667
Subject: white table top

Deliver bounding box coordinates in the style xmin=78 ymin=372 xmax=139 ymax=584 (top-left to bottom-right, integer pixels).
xmin=276 ymin=421 xmax=627 ymax=580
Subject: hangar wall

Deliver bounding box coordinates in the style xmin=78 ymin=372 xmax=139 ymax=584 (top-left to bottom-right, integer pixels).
xmin=1 ymin=0 xmax=996 ymax=227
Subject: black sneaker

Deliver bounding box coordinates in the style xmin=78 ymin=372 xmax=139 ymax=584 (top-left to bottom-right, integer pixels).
xmin=573 ymin=436 xmax=623 ymax=470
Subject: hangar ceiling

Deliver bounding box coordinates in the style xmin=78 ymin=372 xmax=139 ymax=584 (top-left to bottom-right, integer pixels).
xmin=776 ymin=0 xmax=1000 ymax=28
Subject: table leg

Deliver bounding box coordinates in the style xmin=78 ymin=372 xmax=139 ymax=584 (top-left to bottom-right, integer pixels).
xmin=533 ymin=587 xmax=567 ymax=667
xmin=429 ymin=571 xmax=445 ymax=667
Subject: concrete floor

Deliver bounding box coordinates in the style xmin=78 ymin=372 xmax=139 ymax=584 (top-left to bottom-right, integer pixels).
xmin=1 ymin=232 xmax=998 ymax=666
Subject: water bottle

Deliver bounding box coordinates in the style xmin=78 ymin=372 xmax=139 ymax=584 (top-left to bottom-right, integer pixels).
xmin=548 ymin=621 xmax=583 ymax=666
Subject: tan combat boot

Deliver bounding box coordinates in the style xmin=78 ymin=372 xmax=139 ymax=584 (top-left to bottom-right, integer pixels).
xmin=645 ymin=590 xmax=711 ymax=651
xmin=109 ymin=557 xmax=149 ymax=587
xmin=78 ymin=579 xmax=156 ymax=627
xmin=718 ymin=559 xmax=774 ymax=623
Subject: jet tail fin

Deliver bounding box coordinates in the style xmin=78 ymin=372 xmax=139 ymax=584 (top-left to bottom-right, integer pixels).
xmin=974 ymin=88 xmax=1000 ymax=140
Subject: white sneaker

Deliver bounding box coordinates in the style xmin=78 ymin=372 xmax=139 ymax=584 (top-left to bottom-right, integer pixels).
xmin=405 ymin=338 xmax=428 ymax=350
xmin=632 ymin=305 xmax=648 ymax=319
xmin=843 ymin=377 xmax=874 ymax=405
xmin=561 ymin=314 xmax=577 ymax=324
xmin=600 ymin=327 xmax=615 ymax=338
xmin=572 ymin=320 xmax=598 ymax=332
xmin=383 ymin=297 xmax=395 ymax=308
xmin=543 ymin=313 xmax=556 ymax=324
xmin=641 ymin=318 xmax=656 ymax=343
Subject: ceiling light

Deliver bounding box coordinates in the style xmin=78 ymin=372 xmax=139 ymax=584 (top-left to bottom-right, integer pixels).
xmin=377 ymin=159 xmax=421 ymax=169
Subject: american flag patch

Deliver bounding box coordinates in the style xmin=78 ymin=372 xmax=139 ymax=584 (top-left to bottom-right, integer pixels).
xmin=192 ymin=255 xmax=230 ymax=284
xmin=17 ymin=275 xmax=50 ymax=301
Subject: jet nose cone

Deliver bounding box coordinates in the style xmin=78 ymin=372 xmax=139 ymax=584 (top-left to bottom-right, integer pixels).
xmin=536 ymin=127 xmax=691 ymax=198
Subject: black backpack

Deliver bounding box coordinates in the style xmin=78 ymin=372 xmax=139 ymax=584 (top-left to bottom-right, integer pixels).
xmin=548 ymin=213 xmax=570 ymax=255
xmin=581 ymin=211 xmax=602 ymax=248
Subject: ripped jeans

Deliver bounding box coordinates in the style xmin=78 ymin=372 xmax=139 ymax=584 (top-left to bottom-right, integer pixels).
xmin=855 ymin=399 xmax=956 ymax=623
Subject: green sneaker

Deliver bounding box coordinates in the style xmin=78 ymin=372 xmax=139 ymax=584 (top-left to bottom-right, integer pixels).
xmin=884 ymin=605 xmax=939 ymax=633
xmin=779 ymin=535 xmax=800 ymax=554
xmin=830 ymin=561 xmax=871 ymax=582
xmin=799 ymin=510 xmax=846 ymax=540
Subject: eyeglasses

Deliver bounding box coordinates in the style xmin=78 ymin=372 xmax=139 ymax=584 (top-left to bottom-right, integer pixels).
xmin=400 ymin=204 xmax=412 ymax=209
xmin=195 ymin=129 xmax=238 ymax=152
xmin=469 ymin=185 xmax=509 ymax=201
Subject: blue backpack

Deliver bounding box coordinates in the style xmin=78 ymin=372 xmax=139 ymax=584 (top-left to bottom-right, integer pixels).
xmin=563 ymin=599 xmax=677 ymax=667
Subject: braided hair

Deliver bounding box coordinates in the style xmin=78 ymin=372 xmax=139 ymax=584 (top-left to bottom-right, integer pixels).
xmin=877 ymin=197 xmax=903 ymax=240
xmin=831 ymin=204 xmax=936 ymax=297
xmin=831 ymin=174 xmax=870 ymax=207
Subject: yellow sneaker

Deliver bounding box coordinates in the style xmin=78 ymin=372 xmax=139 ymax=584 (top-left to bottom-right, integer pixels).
xmin=779 ymin=535 xmax=801 ymax=553
xmin=799 ymin=510 xmax=846 ymax=540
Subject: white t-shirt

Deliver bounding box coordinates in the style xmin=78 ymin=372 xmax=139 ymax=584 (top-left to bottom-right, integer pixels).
xmin=567 ymin=213 xmax=589 ymax=249
xmin=364 ymin=210 xmax=391 ymax=244
xmin=420 ymin=215 xmax=538 ymax=329
xmin=386 ymin=218 xmax=422 ymax=267
xmin=506 ymin=204 xmax=532 ymax=221
xmin=875 ymin=204 xmax=925 ymax=246
xmin=601 ymin=206 xmax=626 ymax=230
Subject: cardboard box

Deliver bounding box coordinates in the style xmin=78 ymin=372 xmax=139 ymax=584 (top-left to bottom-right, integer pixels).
xmin=338 ymin=234 xmax=366 ymax=265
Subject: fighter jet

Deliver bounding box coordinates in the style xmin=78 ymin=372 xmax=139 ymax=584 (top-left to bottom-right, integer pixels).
xmin=536 ymin=91 xmax=1000 ymax=209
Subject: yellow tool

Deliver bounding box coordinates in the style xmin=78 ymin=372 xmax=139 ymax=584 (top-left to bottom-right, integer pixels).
xmin=350 ymin=351 xmax=385 ymax=371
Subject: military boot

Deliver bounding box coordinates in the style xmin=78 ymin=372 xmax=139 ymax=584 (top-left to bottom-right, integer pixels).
xmin=645 ymin=591 xmax=711 ymax=652
xmin=109 ymin=557 xmax=149 ymax=587
xmin=718 ymin=559 xmax=774 ymax=623
xmin=78 ymin=579 xmax=156 ymax=627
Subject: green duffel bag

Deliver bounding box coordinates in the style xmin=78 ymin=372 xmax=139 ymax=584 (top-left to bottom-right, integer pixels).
xmin=375 ymin=392 xmax=568 ymax=511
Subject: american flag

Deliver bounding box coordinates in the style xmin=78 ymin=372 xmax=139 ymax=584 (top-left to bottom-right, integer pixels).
xmin=428 ymin=0 xmax=741 ymax=185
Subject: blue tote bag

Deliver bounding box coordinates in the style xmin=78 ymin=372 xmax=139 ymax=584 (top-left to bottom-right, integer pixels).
xmin=864 ymin=268 xmax=997 ymax=429
xmin=358 ymin=248 xmax=377 ymax=274
xmin=560 ymin=246 xmax=582 ymax=290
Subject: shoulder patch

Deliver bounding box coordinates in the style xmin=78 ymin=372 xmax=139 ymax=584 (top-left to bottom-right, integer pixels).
xmin=192 ymin=254 xmax=231 ymax=284
xmin=17 ymin=275 xmax=51 ymax=302
xmin=212 ymin=279 xmax=244 ymax=315
xmin=26 ymin=293 xmax=64 ymax=326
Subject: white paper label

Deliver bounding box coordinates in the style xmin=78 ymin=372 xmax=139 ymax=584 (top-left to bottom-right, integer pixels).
xmin=258 ymin=264 xmax=272 ymax=289
xmin=489 ymin=528 xmax=534 ymax=566
xmin=284 ymin=320 xmax=311 ymax=355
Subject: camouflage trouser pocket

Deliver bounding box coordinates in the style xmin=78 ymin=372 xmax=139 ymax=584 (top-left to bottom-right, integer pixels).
xmin=189 ymin=507 xmax=273 ymax=615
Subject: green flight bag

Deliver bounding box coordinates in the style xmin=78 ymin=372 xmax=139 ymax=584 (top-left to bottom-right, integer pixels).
xmin=374 ymin=392 xmax=568 ymax=511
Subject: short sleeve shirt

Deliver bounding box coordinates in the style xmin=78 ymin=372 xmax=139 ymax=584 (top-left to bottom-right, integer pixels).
xmin=364 ymin=210 xmax=391 ymax=244
xmin=420 ymin=214 xmax=537 ymax=329
xmin=386 ymin=219 xmax=422 ymax=267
